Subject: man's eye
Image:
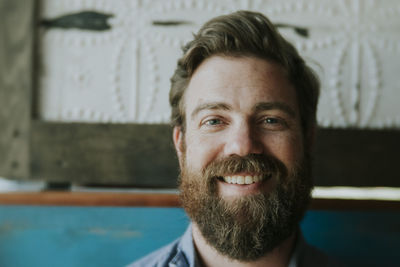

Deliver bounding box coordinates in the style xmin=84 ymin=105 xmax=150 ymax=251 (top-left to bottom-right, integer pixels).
xmin=260 ymin=117 xmax=287 ymax=129
xmin=265 ymin=117 xmax=282 ymax=124
xmin=204 ymin=118 xmax=222 ymax=126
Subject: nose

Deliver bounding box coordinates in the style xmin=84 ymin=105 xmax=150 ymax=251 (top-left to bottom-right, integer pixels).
xmin=223 ymin=123 xmax=263 ymax=157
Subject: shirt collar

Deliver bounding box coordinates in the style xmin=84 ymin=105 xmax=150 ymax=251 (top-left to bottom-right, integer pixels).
xmin=288 ymin=230 xmax=302 ymax=267
xmin=170 ymin=224 xmax=196 ymax=267
xmin=176 ymin=223 xmax=304 ymax=267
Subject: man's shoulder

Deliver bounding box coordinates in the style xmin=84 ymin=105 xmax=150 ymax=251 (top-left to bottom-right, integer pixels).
xmin=126 ymin=238 xmax=181 ymax=267
xmin=127 ymin=225 xmax=194 ymax=267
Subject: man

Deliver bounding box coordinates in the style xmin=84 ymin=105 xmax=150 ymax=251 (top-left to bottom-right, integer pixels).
xmin=129 ymin=10 xmax=340 ymax=267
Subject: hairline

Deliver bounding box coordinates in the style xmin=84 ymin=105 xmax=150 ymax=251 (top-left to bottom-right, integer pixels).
xmin=177 ymin=54 xmax=300 ymax=132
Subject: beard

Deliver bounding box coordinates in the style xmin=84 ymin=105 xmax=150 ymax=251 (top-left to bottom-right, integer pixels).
xmin=179 ymin=153 xmax=313 ymax=262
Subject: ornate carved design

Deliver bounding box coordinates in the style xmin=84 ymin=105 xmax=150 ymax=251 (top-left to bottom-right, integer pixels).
xmin=38 ymin=0 xmax=400 ymax=128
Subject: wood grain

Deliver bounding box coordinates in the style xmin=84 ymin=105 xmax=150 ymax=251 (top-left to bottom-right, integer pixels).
xmin=313 ymin=128 xmax=400 ymax=187
xmin=29 ymin=122 xmax=400 ymax=187
xmin=31 ymin=122 xmax=179 ymax=186
xmin=0 ymin=192 xmax=398 ymax=210
xmin=0 ymin=192 xmax=181 ymax=207
xmin=0 ymin=0 xmax=35 ymax=179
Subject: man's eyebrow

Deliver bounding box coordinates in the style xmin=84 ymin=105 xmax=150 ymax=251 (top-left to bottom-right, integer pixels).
xmin=253 ymin=102 xmax=296 ymax=118
xmin=191 ymin=102 xmax=231 ymax=119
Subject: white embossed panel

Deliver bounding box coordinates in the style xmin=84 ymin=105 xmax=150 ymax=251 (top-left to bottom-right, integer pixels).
xmin=38 ymin=0 xmax=400 ymax=128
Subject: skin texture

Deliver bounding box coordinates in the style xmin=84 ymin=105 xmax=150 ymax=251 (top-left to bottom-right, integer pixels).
xmin=173 ymin=56 xmax=307 ymax=266
xmin=174 ymin=56 xmax=304 ymax=197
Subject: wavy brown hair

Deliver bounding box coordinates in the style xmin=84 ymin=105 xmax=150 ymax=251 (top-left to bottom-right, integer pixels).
xmin=169 ymin=10 xmax=319 ymax=138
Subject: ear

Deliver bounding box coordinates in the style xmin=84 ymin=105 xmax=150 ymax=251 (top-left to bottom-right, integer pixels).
xmin=173 ymin=126 xmax=184 ymax=167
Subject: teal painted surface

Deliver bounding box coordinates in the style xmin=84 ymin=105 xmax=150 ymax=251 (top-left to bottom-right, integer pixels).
xmin=0 ymin=206 xmax=189 ymax=267
xmin=0 ymin=206 xmax=398 ymax=267
xmin=301 ymin=211 xmax=399 ymax=267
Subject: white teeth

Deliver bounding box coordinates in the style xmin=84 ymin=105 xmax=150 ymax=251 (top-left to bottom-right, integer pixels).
xmin=222 ymin=175 xmax=264 ymax=185
xmin=245 ymin=176 xmax=252 ymax=184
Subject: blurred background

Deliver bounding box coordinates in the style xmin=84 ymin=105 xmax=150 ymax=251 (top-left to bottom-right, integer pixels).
xmin=0 ymin=0 xmax=399 ymax=266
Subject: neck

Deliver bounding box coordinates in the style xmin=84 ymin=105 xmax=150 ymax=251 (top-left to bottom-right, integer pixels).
xmin=192 ymin=223 xmax=296 ymax=267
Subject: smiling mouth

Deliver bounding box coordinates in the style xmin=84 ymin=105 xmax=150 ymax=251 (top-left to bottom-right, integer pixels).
xmin=218 ymin=174 xmax=272 ymax=185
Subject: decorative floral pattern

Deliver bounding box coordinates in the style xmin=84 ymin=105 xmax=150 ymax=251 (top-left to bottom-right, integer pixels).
xmin=38 ymin=0 xmax=400 ymax=128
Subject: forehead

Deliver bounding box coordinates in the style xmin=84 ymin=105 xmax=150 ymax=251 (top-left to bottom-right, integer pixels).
xmin=184 ymin=56 xmax=299 ymax=117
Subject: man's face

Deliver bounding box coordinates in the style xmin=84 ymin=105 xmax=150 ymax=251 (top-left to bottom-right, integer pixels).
xmin=173 ymin=56 xmax=312 ymax=261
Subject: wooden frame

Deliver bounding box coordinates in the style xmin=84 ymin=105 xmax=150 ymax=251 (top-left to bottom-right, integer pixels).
xmin=1 ymin=0 xmax=399 ymax=188
xmin=0 ymin=192 xmax=399 ymax=210
xmin=0 ymin=0 xmax=35 ymax=181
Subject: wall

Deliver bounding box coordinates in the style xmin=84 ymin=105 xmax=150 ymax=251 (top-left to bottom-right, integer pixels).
xmin=38 ymin=0 xmax=400 ymax=128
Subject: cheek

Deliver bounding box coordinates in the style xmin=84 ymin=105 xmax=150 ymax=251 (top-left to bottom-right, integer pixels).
xmin=282 ymin=139 xmax=303 ymax=166
xmin=185 ymin=134 xmax=223 ymax=170
xmin=262 ymin=133 xmax=304 ymax=168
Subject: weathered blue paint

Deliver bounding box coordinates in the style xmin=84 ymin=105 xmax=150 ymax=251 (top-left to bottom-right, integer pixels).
xmin=301 ymin=211 xmax=399 ymax=267
xmin=0 ymin=206 xmax=398 ymax=267
xmin=0 ymin=206 xmax=188 ymax=267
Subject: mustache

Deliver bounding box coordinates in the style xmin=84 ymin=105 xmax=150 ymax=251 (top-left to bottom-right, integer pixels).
xmin=202 ymin=154 xmax=288 ymax=181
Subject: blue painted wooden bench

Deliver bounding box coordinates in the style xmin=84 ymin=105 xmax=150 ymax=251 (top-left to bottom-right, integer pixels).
xmin=0 ymin=205 xmax=398 ymax=267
